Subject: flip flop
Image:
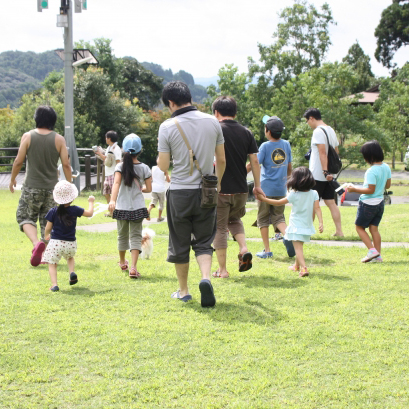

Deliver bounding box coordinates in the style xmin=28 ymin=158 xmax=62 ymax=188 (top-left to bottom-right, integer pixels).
xmin=212 ymin=271 xmax=229 ymax=278
xmin=199 ymin=279 xmax=216 ymax=307
xmin=31 ymin=242 xmax=45 ymax=267
xmin=238 ymin=252 xmax=253 ymax=272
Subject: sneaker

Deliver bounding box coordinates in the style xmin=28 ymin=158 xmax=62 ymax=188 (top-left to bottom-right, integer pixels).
xmin=283 ymin=239 xmax=295 ymax=258
xmin=50 ymin=286 xmax=59 ymax=292
xmin=271 ymin=233 xmax=283 ymax=241
xmin=171 ymin=290 xmax=192 ymax=302
xmin=370 ymin=255 xmax=383 ymax=263
xmin=256 ymin=250 xmax=273 ymax=259
xmin=361 ymin=248 xmax=380 ymax=263
xmin=69 ymin=272 xmax=78 ymax=285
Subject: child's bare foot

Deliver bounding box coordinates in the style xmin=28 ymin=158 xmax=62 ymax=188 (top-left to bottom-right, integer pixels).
xmin=332 ymin=233 xmax=344 ymax=237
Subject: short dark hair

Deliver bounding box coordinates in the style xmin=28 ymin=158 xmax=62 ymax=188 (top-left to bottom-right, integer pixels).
xmin=212 ymin=96 xmax=237 ymax=117
xmin=162 ymin=81 xmax=192 ymax=107
xmin=105 ymin=130 xmax=118 ymax=143
xmin=34 ymin=105 xmax=57 ymax=130
xmin=360 ymin=140 xmax=384 ymax=164
xmin=287 ymin=166 xmax=316 ymax=192
xmin=303 ymin=108 xmax=322 ymax=121
xmin=265 ymin=127 xmax=282 ymax=139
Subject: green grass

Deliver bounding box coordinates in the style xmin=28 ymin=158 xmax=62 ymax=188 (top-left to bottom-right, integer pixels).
xmin=1 ymin=190 xmax=409 ymax=408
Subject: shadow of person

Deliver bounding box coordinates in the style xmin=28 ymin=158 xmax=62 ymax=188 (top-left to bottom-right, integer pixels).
xmin=230 ymin=275 xmax=308 ymax=289
xmin=60 ymin=287 xmax=113 ymax=297
xmin=184 ymin=298 xmax=286 ymax=326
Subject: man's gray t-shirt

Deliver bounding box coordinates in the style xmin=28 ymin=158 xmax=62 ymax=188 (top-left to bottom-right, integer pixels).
xmin=158 ymin=109 xmax=224 ymax=190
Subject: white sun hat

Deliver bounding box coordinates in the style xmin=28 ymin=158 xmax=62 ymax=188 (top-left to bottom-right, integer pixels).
xmin=53 ymin=180 xmax=78 ymax=204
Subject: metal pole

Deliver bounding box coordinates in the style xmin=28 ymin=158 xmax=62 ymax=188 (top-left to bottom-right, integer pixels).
xmin=63 ymin=0 xmax=80 ymax=191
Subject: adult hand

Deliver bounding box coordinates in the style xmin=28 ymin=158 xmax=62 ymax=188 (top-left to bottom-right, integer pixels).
xmin=325 ymin=174 xmax=334 ymax=181
xmin=108 ymin=200 xmax=116 ymax=213
xmin=9 ymin=180 xmax=16 ymax=193
xmin=253 ymin=186 xmax=265 ymax=199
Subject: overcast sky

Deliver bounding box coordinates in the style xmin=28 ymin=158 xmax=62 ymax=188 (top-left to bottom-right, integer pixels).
xmin=0 ymin=0 xmax=407 ymax=80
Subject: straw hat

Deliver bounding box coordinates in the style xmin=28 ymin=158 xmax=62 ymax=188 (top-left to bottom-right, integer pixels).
xmin=53 ymin=180 xmax=78 ymax=204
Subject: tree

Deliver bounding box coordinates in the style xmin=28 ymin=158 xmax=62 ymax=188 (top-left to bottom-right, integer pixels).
xmin=342 ymin=42 xmax=375 ymax=93
xmin=376 ymin=63 xmax=409 ymax=168
xmin=249 ymin=0 xmax=335 ymax=88
xmin=375 ymin=0 xmax=409 ymax=68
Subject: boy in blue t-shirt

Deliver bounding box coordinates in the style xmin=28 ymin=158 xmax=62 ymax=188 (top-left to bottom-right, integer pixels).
xmin=347 ymin=140 xmax=391 ymax=263
xmin=254 ymin=115 xmax=295 ymax=259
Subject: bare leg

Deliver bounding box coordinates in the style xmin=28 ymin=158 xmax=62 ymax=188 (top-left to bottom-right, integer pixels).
xmin=356 ymin=225 xmax=373 ymax=250
xmin=130 ymin=249 xmax=140 ymax=270
xmin=324 ymin=199 xmax=344 ymax=236
xmin=175 ymin=262 xmax=189 ymax=297
xmin=215 ymin=248 xmax=229 ymax=277
xmin=369 ymin=225 xmax=381 ymax=254
xmin=260 ymin=227 xmax=271 ymax=253
xmin=104 ymin=194 xmax=110 ymax=204
xmin=23 ymin=224 xmax=40 ymax=246
xmin=196 ymin=254 xmax=212 ymax=280
xmin=292 ymin=241 xmax=306 ymax=269
xmin=67 ymin=257 xmax=75 ymax=272
xmin=158 ymin=209 xmax=163 ymax=219
xmin=276 ymin=222 xmax=287 ymax=235
xmin=49 ymin=264 xmax=58 ymax=287
xmin=147 ymin=204 xmax=154 ymax=217
xmin=234 ymin=233 xmax=248 ymax=256
xmin=119 ymin=250 xmax=127 ymax=264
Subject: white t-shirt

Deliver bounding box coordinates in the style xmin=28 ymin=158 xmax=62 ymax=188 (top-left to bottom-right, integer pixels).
xmin=151 ymin=166 xmax=167 ymax=193
xmin=309 ymin=126 xmax=339 ymax=182
xmin=105 ymin=143 xmax=122 ymax=177
xmin=58 ymin=164 xmax=73 ymax=181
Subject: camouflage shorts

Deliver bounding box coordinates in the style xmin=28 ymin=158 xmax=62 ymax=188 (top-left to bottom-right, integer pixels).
xmin=16 ymin=186 xmax=56 ymax=240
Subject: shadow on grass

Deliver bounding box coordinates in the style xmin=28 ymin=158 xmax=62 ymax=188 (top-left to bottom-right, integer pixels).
xmin=231 ymin=275 xmax=307 ymax=289
xmin=186 ymin=299 xmax=285 ymax=325
xmin=314 ymin=273 xmax=352 ymax=281
xmin=60 ymin=287 xmax=113 ymax=297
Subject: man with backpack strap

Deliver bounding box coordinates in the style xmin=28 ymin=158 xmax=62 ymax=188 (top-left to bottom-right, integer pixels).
xmin=304 ymin=107 xmax=344 ymax=237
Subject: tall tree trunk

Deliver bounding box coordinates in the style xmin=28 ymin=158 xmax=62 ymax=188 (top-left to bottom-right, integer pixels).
xmin=392 ymin=151 xmax=395 ymax=170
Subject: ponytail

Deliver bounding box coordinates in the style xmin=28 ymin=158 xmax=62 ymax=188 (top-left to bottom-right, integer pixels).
xmin=56 ymin=204 xmax=73 ymax=226
xmin=122 ymin=152 xmax=140 ymax=187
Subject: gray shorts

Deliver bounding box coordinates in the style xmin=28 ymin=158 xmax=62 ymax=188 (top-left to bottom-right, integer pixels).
xmin=166 ymin=189 xmax=216 ymax=264
xmin=16 ymin=186 xmax=56 ymax=240
xmin=150 ymin=191 xmax=166 ymax=210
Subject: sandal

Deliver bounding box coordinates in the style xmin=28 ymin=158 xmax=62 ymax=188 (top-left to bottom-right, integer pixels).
xmin=238 ymin=252 xmax=253 ymax=272
xmin=299 ymin=267 xmax=309 ymax=277
xmin=288 ymin=264 xmax=300 ymax=272
xmin=212 ymin=271 xmax=229 ymax=278
xmin=129 ymin=267 xmax=141 ymax=279
xmin=118 ymin=260 xmax=129 ymax=271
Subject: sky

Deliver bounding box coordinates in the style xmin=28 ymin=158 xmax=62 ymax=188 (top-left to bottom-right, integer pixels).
xmin=0 ymin=0 xmax=407 ymax=81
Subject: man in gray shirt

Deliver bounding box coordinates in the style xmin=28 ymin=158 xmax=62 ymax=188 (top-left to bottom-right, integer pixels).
xmin=158 ymin=81 xmax=226 ymax=307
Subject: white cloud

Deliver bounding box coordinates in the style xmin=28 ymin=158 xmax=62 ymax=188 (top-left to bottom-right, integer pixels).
xmin=0 ymin=0 xmax=406 ymax=79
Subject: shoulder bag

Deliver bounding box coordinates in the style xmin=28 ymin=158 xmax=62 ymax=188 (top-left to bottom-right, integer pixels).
xmin=173 ymin=119 xmax=218 ymax=208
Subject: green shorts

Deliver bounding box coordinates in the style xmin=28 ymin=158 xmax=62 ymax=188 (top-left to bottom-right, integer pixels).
xmin=16 ymin=186 xmax=56 ymax=240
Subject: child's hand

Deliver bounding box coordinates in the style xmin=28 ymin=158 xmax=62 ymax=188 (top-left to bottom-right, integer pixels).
xmin=319 ymin=223 xmax=324 ymax=233
xmin=256 ymin=194 xmax=265 ymax=202
xmin=88 ymin=195 xmax=95 ymax=202
xmin=108 ymin=201 xmax=116 ymax=213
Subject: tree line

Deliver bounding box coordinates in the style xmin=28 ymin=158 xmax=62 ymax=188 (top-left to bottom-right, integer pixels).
xmin=0 ymin=0 xmax=408 ymax=169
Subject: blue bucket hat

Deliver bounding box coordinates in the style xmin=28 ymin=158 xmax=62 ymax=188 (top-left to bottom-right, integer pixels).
xmin=122 ymin=133 xmax=142 ymax=154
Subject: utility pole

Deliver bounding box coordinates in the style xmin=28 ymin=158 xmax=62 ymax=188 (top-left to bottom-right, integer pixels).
xmin=62 ymin=0 xmax=80 ymax=190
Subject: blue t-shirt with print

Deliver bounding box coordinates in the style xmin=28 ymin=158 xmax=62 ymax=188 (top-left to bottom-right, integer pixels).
xmin=360 ymin=163 xmax=391 ymax=201
xmin=45 ymin=205 xmax=84 ymax=241
xmin=257 ymin=139 xmax=292 ymax=196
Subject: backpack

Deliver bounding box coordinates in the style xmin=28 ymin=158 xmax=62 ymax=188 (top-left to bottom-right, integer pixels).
xmin=319 ymin=127 xmax=342 ymax=174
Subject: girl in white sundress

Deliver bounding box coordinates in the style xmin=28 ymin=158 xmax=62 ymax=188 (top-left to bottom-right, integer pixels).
xmin=257 ymin=166 xmax=323 ymax=277
xmin=108 ymin=134 xmax=152 ymax=278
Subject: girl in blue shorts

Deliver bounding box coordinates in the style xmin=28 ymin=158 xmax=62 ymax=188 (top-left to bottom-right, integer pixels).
xmin=346 ymin=140 xmax=391 ymax=263
xmin=257 ymin=166 xmax=323 ymax=277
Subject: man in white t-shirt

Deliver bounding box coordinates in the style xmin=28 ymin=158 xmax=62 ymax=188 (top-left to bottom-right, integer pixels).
xmin=95 ymin=130 xmax=122 ymax=209
xmin=304 ymin=108 xmax=344 ymax=237
xmin=147 ymin=156 xmax=170 ymax=222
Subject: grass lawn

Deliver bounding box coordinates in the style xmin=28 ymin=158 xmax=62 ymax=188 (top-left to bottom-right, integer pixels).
xmin=1 ymin=190 xmax=409 ymax=408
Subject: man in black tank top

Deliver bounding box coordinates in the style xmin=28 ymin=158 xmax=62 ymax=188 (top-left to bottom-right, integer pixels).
xmin=9 ymin=105 xmax=72 ymax=267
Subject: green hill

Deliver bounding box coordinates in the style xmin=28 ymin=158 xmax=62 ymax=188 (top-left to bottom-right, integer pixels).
xmin=0 ymin=50 xmax=63 ymax=108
